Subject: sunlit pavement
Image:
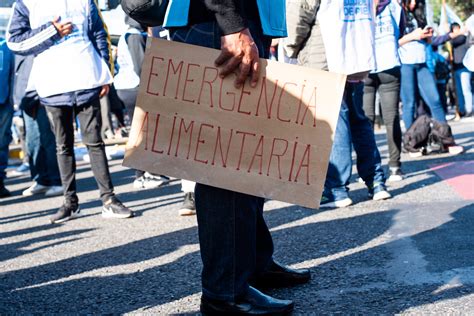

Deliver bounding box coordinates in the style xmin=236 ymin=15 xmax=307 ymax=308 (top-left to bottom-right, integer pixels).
xmin=1 ymin=118 xmax=473 ymax=314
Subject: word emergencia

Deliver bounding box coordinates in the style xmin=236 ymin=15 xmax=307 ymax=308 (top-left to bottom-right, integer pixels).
xmin=124 ymin=38 xmax=346 ymax=208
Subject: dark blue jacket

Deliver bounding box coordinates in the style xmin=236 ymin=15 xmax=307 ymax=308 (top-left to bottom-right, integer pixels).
xmin=7 ymin=0 xmax=112 ymax=106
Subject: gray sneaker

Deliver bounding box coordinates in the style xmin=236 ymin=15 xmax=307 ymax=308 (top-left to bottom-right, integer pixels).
xmin=50 ymin=203 xmax=81 ymax=224
xmin=102 ymin=197 xmax=133 ymax=219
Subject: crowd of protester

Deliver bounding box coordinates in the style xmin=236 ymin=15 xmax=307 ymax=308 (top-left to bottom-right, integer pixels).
xmin=0 ymin=0 xmax=473 ymax=314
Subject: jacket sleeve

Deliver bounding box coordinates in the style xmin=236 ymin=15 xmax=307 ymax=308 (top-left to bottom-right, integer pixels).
xmin=450 ymin=35 xmax=467 ymax=48
xmin=431 ymin=33 xmax=451 ymax=47
xmin=284 ymin=0 xmax=319 ymax=58
xmin=126 ymin=33 xmax=146 ymax=76
xmin=88 ymin=0 xmax=113 ymax=74
xmin=7 ymin=0 xmax=62 ymax=56
xmin=202 ymin=0 xmax=247 ymax=35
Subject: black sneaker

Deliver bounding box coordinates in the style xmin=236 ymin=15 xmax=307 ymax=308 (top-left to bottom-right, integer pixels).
xmin=50 ymin=203 xmax=81 ymax=224
xmin=179 ymin=192 xmax=196 ymax=216
xmin=0 ymin=184 xmax=11 ymax=198
xmin=102 ymin=197 xmax=133 ymax=219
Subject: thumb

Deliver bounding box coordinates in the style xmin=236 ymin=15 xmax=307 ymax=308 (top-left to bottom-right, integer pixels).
xmin=52 ymin=16 xmax=60 ymax=23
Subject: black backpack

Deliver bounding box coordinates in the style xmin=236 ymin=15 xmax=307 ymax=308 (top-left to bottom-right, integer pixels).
xmin=403 ymin=115 xmax=432 ymax=153
xmin=121 ymin=0 xmax=168 ymax=27
xmin=403 ymin=115 xmax=455 ymax=153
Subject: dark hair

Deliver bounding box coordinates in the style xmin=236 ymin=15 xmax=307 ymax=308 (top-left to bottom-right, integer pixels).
xmin=450 ymin=22 xmax=461 ymax=32
xmin=402 ymin=0 xmax=427 ymax=28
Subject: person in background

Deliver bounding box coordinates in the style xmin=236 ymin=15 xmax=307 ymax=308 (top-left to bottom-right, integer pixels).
xmin=0 ymin=37 xmax=13 ymax=198
xmin=115 ymin=17 xmax=169 ymax=189
xmin=11 ymin=54 xmax=63 ymax=197
xmin=8 ymin=0 xmax=133 ymax=223
xmin=450 ymin=22 xmax=473 ymax=118
xmin=165 ymin=0 xmax=310 ymax=314
xmin=426 ymin=44 xmax=451 ymax=117
xmin=363 ymin=0 xmax=404 ymax=182
xmin=398 ymin=0 xmax=464 ymax=155
xmin=285 ymin=0 xmax=391 ymax=208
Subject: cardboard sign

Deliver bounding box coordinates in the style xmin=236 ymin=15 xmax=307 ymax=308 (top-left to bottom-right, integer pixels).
xmin=123 ymin=38 xmax=346 ymax=208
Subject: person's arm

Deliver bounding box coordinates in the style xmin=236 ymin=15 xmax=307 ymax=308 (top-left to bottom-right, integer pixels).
xmin=202 ymin=0 xmax=247 ymax=35
xmin=398 ymin=27 xmax=429 ymax=46
xmin=451 ymin=34 xmax=467 ymax=47
xmin=88 ymin=0 xmax=112 ymax=97
xmin=7 ymin=0 xmax=71 ymax=56
xmin=126 ymin=33 xmax=146 ymax=76
xmin=201 ymin=0 xmax=259 ymax=88
xmin=88 ymin=0 xmax=113 ymax=73
xmin=284 ymin=0 xmax=319 ymax=59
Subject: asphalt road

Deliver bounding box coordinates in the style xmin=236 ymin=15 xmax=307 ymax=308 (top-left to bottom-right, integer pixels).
xmin=1 ymin=118 xmax=473 ymax=314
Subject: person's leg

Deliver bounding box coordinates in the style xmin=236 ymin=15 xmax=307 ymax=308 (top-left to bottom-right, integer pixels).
xmin=195 ymin=184 xmax=266 ymax=300
xmin=377 ymin=67 xmax=402 ymax=169
xmin=323 ymin=88 xmax=353 ymax=203
xmin=0 ymin=103 xmax=13 ymax=195
xmin=459 ymin=68 xmax=473 ymax=115
xmin=362 ymin=74 xmax=377 ymax=125
xmin=45 ymin=105 xmax=78 ymax=205
xmin=99 ymin=95 xmax=114 ymax=139
xmin=75 ymin=99 xmax=114 ymax=203
xmin=437 ymin=82 xmax=448 ymax=114
xmin=36 ymin=105 xmax=62 ymax=187
xmin=416 ymin=64 xmax=447 ymax=123
xmin=348 ymin=82 xmax=388 ymax=197
xmin=23 ymin=109 xmax=42 ymax=183
xmin=171 ymin=21 xmax=277 ymax=301
xmin=454 ymin=68 xmax=466 ymax=115
xmin=400 ymin=64 xmax=417 ymax=129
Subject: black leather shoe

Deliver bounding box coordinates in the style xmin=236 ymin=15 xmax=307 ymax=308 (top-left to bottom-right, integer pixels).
xmin=200 ymin=286 xmax=294 ymax=315
xmin=251 ymin=261 xmax=311 ymax=289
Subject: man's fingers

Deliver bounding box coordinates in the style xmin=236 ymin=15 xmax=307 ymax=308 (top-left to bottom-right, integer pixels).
xmin=219 ymin=56 xmax=242 ymax=78
xmin=215 ymin=50 xmax=232 ymax=66
xmin=235 ymin=58 xmax=252 ymax=87
xmin=250 ymin=59 xmax=260 ymax=88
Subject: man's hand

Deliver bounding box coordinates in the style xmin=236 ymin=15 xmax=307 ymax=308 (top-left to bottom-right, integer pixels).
xmin=99 ymin=85 xmax=110 ymax=98
xmin=215 ymin=28 xmax=260 ymax=88
xmin=52 ymin=16 xmax=73 ymax=38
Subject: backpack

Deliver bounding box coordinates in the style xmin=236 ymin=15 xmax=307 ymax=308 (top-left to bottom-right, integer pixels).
xmin=121 ymin=0 xmax=168 ymax=27
xmin=403 ymin=115 xmax=455 ymax=154
xmin=403 ymin=115 xmax=431 ymax=153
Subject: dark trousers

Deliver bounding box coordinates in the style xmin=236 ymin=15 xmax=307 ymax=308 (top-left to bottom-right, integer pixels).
xmin=24 ymin=105 xmax=61 ymax=186
xmin=363 ymin=67 xmax=402 ymax=168
xmin=45 ymin=99 xmax=114 ymax=205
xmin=170 ymin=21 xmax=274 ymax=300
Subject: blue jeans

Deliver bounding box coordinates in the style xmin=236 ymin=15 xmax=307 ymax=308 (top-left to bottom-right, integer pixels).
xmin=454 ymin=67 xmax=473 ymax=115
xmin=0 ymin=104 xmax=13 ymax=180
xmin=24 ymin=105 xmax=61 ymax=186
xmin=401 ymin=63 xmax=447 ymax=128
xmin=324 ymin=82 xmax=386 ymax=200
xmin=170 ymin=21 xmax=274 ymax=301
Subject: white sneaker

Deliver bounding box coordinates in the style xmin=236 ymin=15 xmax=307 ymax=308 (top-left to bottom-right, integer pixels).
xmin=44 ymin=185 xmax=63 ymax=197
xmin=22 ymin=182 xmax=50 ymax=196
xmin=373 ymin=190 xmax=392 ymax=201
xmin=448 ymin=145 xmax=464 ymax=155
xmin=133 ymin=173 xmax=169 ymax=190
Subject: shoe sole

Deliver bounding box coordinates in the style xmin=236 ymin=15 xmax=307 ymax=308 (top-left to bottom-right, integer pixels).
xmin=50 ymin=208 xmax=81 ymax=224
xmin=319 ymin=198 xmax=353 ymax=208
xmin=179 ymin=208 xmax=196 ymax=216
xmin=23 ymin=190 xmax=49 ymax=196
xmin=200 ymin=303 xmax=294 ymax=316
xmin=387 ymin=175 xmax=403 ymax=182
xmin=373 ymin=191 xmax=392 ymax=201
xmin=102 ymin=207 xmax=133 ymax=219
